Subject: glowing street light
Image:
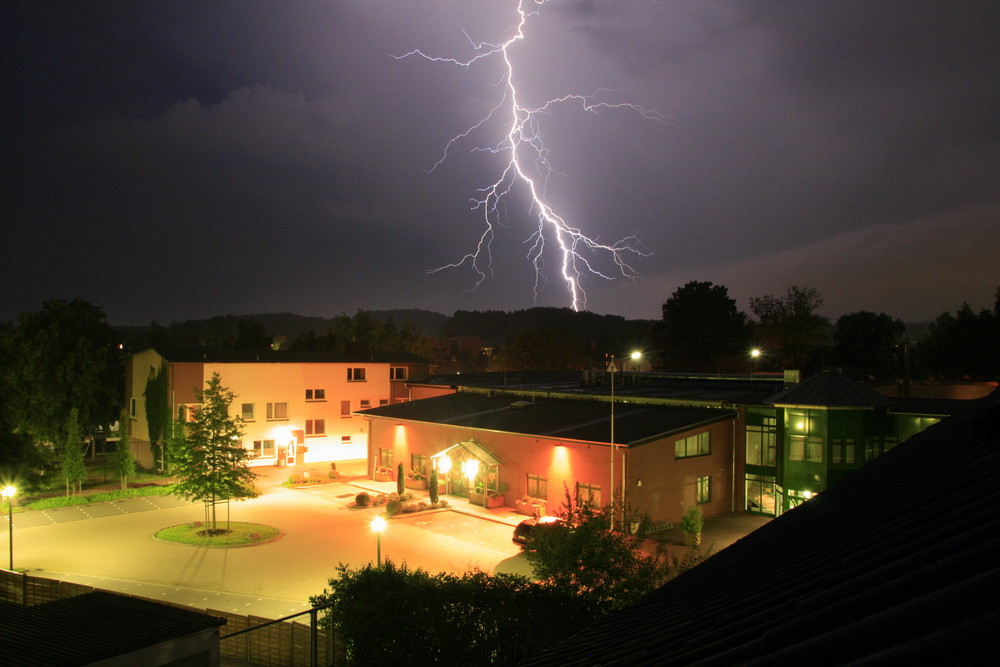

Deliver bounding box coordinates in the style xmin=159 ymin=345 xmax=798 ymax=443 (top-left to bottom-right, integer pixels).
xmin=2 ymin=485 xmax=15 ymax=571
xmin=370 ymin=515 xmax=387 ymax=566
xmin=749 ymin=348 xmax=761 ymax=376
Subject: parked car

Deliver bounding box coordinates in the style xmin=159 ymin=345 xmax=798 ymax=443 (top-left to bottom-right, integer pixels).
xmin=512 ymin=515 xmax=564 ymax=549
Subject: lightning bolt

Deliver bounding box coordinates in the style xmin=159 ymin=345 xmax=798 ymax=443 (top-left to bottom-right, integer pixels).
xmin=397 ymin=0 xmax=665 ymax=312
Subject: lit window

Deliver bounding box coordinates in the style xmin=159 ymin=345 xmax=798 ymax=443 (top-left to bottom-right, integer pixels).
xmin=575 ymin=482 xmax=601 ymax=506
xmin=347 ymin=368 xmax=366 ymax=382
xmin=675 ymin=431 xmax=710 ymax=458
xmin=266 ymin=402 xmax=288 ymax=420
xmin=252 ymin=440 xmax=275 ymax=458
xmin=527 ymin=474 xmax=547 ymax=498
xmin=696 ymin=476 xmax=711 ymax=503
xmin=306 ymin=419 xmax=325 ymax=436
xmin=241 ymin=403 xmax=255 ymax=421
xmin=305 ymin=389 xmax=326 ymax=401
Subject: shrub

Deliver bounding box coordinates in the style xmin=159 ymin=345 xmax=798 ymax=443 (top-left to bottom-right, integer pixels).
xmin=680 ymin=506 xmax=703 ymax=534
xmin=328 ymin=470 xmax=341 ymax=480
xmin=439 ymin=498 xmax=448 ymax=508
xmin=355 ymin=492 xmax=371 ymax=507
xmin=396 ymin=462 xmax=405 ymax=496
xmin=402 ymin=491 xmax=414 ymax=501
xmin=429 ymin=468 xmax=439 ymax=504
xmin=386 ymin=499 xmax=402 ymax=516
xmin=288 ymin=474 xmax=301 ymax=485
xmin=389 ymin=492 xmax=400 ymax=502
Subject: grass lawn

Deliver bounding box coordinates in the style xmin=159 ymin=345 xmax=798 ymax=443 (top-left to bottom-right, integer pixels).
xmin=155 ymin=521 xmax=282 ymax=548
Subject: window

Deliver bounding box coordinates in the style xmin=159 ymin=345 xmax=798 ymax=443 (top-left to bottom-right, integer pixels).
xmin=341 ymin=400 xmax=351 ymax=417
xmin=179 ymin=404 xmax=200 ymax=422
xmin=305 ymin=389 xmax=326 ymax=401
xmin=241 ymin=403 xmax=255 ymax=421
xmin=575 ymin=482 xmax=601 ymax=506
xmin=831 ymin=439 xmax=856 ymax=464
xmin=306 ymin=419 xmax=325 ymax=436
xmin=129 ymin=397 xmax=138 ymax=419
xmin=746 ymin=420 xmax=776 ymax=466
xmin=360 ymin=399 xmax=371 ymax=409
xmin=527 ymin=474 xmax=548 ymax=499
xmin=791 ymin=435 xmax=823 ymax=462
xmin=675 ymin=431 xmax=710 ymax=458
xmin=341 ymin=436 xmax=352 ymax=444
xmin=347 ymin=368 xmax=366 ymax=382
xmin=390 ymin=367 xmax=407 ymax=381
xmin=266 ymin=402 xmax=288 ymax=420
xmin=411 ymin=454 xmax=427 ymax=475
xmin=379 ymin=399 xmax=389 ymax=406
xmin=251 ymin=440 xmax=275 ymax=458
xmin=696 ymin=476 xmax=711 ymax=503
xmin=379 ymin=448 xmax=392 ymax=468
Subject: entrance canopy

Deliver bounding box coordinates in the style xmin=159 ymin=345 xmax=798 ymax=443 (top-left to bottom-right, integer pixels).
xmin=431 ymin=439 xmax=502 ymax=467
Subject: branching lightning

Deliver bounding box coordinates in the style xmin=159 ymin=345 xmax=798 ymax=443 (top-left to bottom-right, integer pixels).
xmin=397 ymin=0 xmax=665 ymax=312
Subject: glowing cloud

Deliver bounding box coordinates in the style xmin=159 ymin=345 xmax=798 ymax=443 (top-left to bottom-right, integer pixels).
xmin=396 ymin=0 xmax=665 ymax=311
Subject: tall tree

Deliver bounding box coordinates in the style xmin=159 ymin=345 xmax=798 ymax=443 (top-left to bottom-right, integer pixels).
xmin=172 ymin=373 xmax=257 ymax=532
xmin=833 ymin=311 xmax=906 ymax=380
xmin=654 ymin=281 xmax=748 ymax=372
xmin=62 ymin=408 xmax=86 ymax=496
xmin=113 ymin=410 xmax=136 ymax=490
xmin=5 ymin=299 xmax=121 ymax=446
xmin=144 ymin=361 xmax=170 ymax=472
xmin=750 ymin=286 xmax=829 ymax=371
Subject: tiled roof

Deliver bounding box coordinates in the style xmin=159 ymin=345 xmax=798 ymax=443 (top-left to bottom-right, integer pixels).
xmin=766 ymin=370 xmax=896 ymax=409
xmin=0 ymin=591 xmax=225 ymax=665
xmin=523 ymin=389 xmax=1000 ymax=665
xmin=360 ymin=392 xmax=736 ymax=445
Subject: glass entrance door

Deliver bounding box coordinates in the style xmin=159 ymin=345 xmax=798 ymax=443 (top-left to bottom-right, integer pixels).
xmin=745 ymin=474 xmax=777 ymax=516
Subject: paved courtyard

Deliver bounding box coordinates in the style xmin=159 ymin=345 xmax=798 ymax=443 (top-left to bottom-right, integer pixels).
xmin=2 ymin=461 xmax=767 ymax=619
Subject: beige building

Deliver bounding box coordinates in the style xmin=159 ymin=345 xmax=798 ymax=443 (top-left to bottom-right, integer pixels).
xmin=124 ymin=348 xmax=428 ymax=469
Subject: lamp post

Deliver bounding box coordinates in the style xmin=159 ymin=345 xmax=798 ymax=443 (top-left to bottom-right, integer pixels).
xmin=370 ymin=516 xmax=387 ymax=567
xmin=750 ymin=348 xmax=761 ymax=379
xmin=2 ymin=485 xmax=15 ymax=571
xmin=607 ymin=355 xmax=618 ymax=530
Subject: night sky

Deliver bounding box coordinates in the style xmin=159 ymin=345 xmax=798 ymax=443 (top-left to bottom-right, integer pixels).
xmin=3 ymin=1 xmax=998 ymax=326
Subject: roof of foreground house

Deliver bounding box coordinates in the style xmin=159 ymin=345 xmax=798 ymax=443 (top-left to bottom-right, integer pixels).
xmin=0 ymin=591 xmax=225 ymax=665
xmin=523 ymin=389 xmax=1000 ymax=665
xmin=359 ymin=391 xmax=736 ymax=445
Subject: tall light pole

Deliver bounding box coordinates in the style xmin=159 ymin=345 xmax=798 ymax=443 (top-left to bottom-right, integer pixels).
xmin=2 ymin=485 xmax=15 ymax=571
xmin=370 ymin=516 xmax=387 ymax=567
xmin=750 ymin=348 xmax=761 ymax=379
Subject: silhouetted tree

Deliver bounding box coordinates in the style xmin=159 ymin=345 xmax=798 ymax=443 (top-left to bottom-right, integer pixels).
xmin=833 ymin=311 xmax=905 ymax=380
xmin=488 ymin=327 xmax=590 ymax=371
xmin=4 ymin=299 xmax=121 ymax=447
xmin=750 ymin=286 xmax=829 ymax=371
xmin=654 ymin=281 xmax=748 ymax=372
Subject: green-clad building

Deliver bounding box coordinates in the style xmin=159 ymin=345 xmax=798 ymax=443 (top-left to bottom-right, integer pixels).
xmin=746 ymin=370 xmax=946 ymax=515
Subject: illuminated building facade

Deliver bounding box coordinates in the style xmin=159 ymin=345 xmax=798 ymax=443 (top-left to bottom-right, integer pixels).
xmin=124 ymin=348 xmax=429 ymax=469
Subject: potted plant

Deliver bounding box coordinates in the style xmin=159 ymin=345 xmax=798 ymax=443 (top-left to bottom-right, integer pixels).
xmin=468 ymin=483 xmax=485 ymax=506
xmin=486 ymin=489 xmax=505 ymax=508
xmin=405 ymin=468 xmax=427 ymax=490
xmin=680 ymin=506 xmax=703 ymax=546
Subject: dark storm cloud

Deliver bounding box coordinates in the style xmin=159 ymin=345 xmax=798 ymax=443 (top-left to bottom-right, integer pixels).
xmin=2 ymin=1 xmax=997 ymax=325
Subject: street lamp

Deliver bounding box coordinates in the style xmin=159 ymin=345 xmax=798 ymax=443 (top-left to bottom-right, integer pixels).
xmin=749 ymin=348 xmax=761 ymax=377
xmin=2 ymin=485 xmax=15 ymax=571
xmin=370 ymin=516 xmax=387 ymax=567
